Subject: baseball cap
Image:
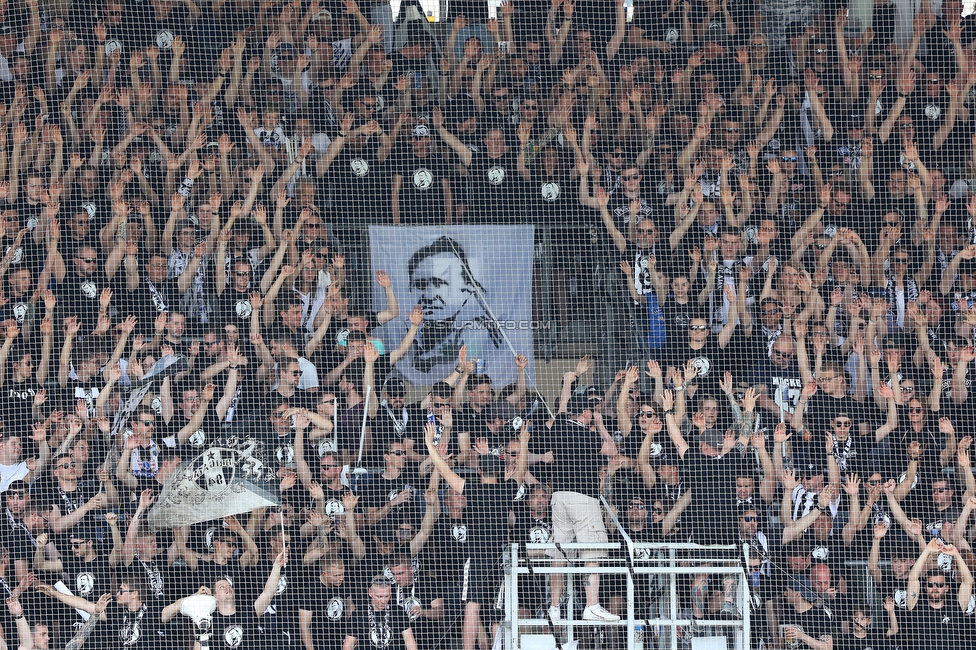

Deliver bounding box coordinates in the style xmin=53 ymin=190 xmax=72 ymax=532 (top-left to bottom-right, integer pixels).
xmin=485 ymin=402 xmax=518 ymax=423
xmin=412 ymin=124 xmax=431 ymax=138
xmin=69 ymin=524 xmax=97 ymax=542
xmin=784 ymin=575 xmax=818 ymax=602
xmin=385 ymin=377 xmax=407 ymax=398
xmin=580 ymin=385 xmax=603 ymax=401
xmin=311 ymin=9 xmax=332 ymax=21
xmin=801 ymin=462 xmax=827 ymax=478
xmin=883 ymin=333 xmax=909 ymax=350
xmin=566 ymin=394 xmax=592 ymax=416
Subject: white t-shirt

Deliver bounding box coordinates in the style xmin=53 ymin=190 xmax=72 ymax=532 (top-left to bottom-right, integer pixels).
xmin=0 ymin=462 xmax=30 ymax=492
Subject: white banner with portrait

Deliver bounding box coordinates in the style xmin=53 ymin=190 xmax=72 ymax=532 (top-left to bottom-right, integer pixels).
xmin=369 ymin=226 xmax=536 ymax=388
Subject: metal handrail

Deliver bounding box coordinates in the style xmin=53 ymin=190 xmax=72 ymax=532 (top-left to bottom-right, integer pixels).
xmin=504 ymin=499 xmax=752 ymax=650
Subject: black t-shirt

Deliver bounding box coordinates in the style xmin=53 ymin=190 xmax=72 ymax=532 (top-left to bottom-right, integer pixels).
xmin=520 ymin=168 xmax=580 ymax=226
xmin=128 ymin=5 xmax=194 ymax=52
xmin=467 ymin=150 xmax=520 ymax=222
xmin=680 ymin=447 xmax=738 ymax=545
xmin=325 ymin=145 xmax=388 ymax=220
xmin=39 ymin=479 xmax=101 ymax=537
xmin=462 ymin=481 xmax=521 ymax=565
xmin=106 ymin=600 xmax=165 ymax=649
xmin=390 ymin=576 xmax=440 ymax=644
xmin=430 ymin=513 xmax=472 ymax=578
xmin=0 ymin=379 xmax=42 ymax=435
xmin=879 ymin=572 xmax=911 ymax=611
xmin=664 ymin=338 xmax=726 ymax=396
xmin=906 ymin=602 xmax=964 ymax=648
xmin=126 ymin=278 xmax=181 ymax=335
xmin=781 ymin=603 xmax=833 ymax=649
xmin=129 ymin=554 xmax=174 ymax=601
xmin=160 ymin=408 xmax=225 ymax=451
xmin=362 ymin=470 xmax=422 ymax=525
xmin=345 ymin=605 xmax=411 ymax=650
xmin=62 ymin=554 xmax=114 ymax=603
xmin=211 ymin=286 xmax=259 ymax=330
xmin=836 ymin=628 xmax=889 ymax=650
xmin=544 ymin=414 xmax=603 ymax=498
xmin=192 ymin=560 xmax=244 ymax=599
xmin=803 ymin=393 xmax=862 ymax=440
xmin=392 ymin=147 xmax=452 ymax=224
xmin=247 ymin=559 xmax=303 ymax=648
xmin=197 ymin=607 xmax=260 ymax=650
xmin=299 ymin=577 xmax=353 ymax=649
xmin=57 ymin=270 xmax=113 ymax=330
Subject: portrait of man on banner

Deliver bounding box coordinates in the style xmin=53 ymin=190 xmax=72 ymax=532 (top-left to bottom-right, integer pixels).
xmin=370 ymin=226 xmax=535 ymax=387
xmin=407 ymin=236 xmax=501 ymax=372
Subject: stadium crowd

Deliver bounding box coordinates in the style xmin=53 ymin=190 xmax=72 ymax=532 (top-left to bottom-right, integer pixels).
xmin=0 ymin=0 xmax=973 ymax=648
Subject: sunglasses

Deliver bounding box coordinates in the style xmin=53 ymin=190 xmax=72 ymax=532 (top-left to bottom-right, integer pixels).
xmin=78 ymin=257 xmax=98 ymax=263
xmin=781 ymin=156 xmax=798 ymax=163
xmin=235 ymin=271 xmax=251 ymax=276
xmin=628 ymin=503 xmax=646 ymax=510
xmin=927 ymin=581 xmax=946 ymax=587
xmin=726 ymin=127 xmax=739 ymax=133
xmin=933 ymin=487 xmax=950 ymax=494
xmin=689 ymin=325 xmax=709 ymax=331
xmin=388 ymin=450 xmax=406 ymax=456
xmin=740 ymin=515 xmax=758 ymax=522
xmin=833 ymin=421 xmax=852 ymax=428
xmin=908 ymin=407 xmax=923 ymax=413
xmin=138 ymin=419 xmax=155 ymax=427
xmin=868 ymin=74 xmax=884 ymax=80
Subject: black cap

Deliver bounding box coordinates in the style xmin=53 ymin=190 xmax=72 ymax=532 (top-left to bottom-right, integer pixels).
xmin=385 ymin=377 xmax=406 ymax=398
xmin=567 ymin=395 xmax=592 ymax=416
xmin=485 ymin=402 xmax=518 ymax=423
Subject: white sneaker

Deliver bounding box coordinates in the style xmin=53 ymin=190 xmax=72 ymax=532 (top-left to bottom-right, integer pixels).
xmin=582 ymin=604 xmax=620 ymax=621
xmin=548 ymin=605 xmax=562 ymax=622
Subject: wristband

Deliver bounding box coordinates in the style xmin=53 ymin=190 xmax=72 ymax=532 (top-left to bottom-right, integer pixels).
xmin=664 ymin=409 xmax=674 ymax=415
xmin=13 ymin=615 xmax=24 ymax=620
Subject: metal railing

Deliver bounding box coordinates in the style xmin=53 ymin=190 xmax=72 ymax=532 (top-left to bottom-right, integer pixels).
xmin=502 ymin=499 xmax=752 ymax=650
